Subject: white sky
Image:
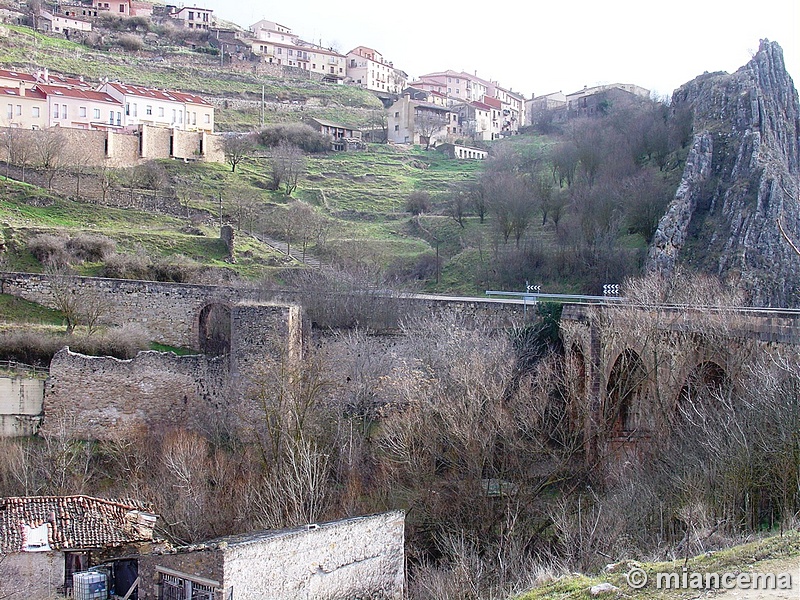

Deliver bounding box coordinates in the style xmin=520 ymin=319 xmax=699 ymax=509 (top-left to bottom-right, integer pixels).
xmin=200 ymin=0 xmax=799 ymax=100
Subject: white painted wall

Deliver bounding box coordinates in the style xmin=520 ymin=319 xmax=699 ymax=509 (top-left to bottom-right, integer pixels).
xmin=0 ymin=376 xmax=45 ymax=436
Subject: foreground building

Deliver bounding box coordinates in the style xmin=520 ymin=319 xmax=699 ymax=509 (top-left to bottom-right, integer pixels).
xmin=0 ymin=495 xmax=158 ymax=598
xmin=139 ymin=511 xmax=406 ymax=600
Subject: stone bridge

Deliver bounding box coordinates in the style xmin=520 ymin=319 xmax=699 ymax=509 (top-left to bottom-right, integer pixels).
xmin=560 ymin=302 xmax=800 ymax=464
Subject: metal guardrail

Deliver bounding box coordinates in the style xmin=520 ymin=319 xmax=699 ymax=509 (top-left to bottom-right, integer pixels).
xmin=485 ymin=290 xmax=627 ymax=304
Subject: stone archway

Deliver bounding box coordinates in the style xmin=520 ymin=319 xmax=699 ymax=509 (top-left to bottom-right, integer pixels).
xmin=677 ymin=360 xmax=730 ymax=407
xmin=198 ymin=303 xmax=231 ymax=356
xmin=605 ymin=349 xmax=648 ymax=437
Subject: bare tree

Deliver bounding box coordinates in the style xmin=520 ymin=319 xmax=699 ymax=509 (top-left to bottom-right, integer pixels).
xmin=270 ymin=140 xmax=305 ymax=196
xmin=415 ymin=108 xmax=448 ymax=150
xmin=223 ymin=133 xmax=256 ymax=173
xmin=46 ymin=266 xmax=109 ymax=334
xmin=32 ymin=128 xmax=67 ymax=190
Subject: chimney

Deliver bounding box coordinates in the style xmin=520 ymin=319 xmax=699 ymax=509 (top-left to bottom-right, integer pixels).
xmin=18 ymin=81 xmax=24 ymax=97
xmin=44 ymin=68 xmax=49 ymax=83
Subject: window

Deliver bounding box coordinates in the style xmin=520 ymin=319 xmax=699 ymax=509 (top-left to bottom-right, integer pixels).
xmin=158 ymin=107 xmax=164 ymax=117
xmin=93 ymin=108 xmax=100 ymax=119
xmin=62 ymin=105 xmax=67 ymax=119
xmin=6 ymin=104 xmax=12 ymax=119
xmin=125 ymin=103 xmax=130 ymax=116
xmin=394 ymin=125 xmax=399 ymax=131
xmin=32 ymin=106 xmax=40 ymax=118
xmin=172 ymin=109 xmax=176 ymax=123
xmin=15 ymin=104 xmax=21 ymax=116
xmin=109 ymin=110 xmax=114 ymax=124
xmin=119 ymin=3 xmax=124 ymax=11
xmin=204 ymin=113 xmax=210 ymax=124
xmin=132 ymin=103 xmax=137 ymax=117
xmin=188 ymin=11 xmax=194 ymax=19
xmin=53 ymin=103 xmax=60 ymax=118
xmin=394 ymin=111 xmax=399 ymax=118
xmin=116 ymin=111 xmax=121 ymax=126
xmin=288 ymin=49 xmax=293 ymax=56
xmin=79 ymin=106 xmax=86 ymax=117
xmin=192 ymin=112 xmax=196 ymax=125
xmin=146 ymin=105 xmax=152 ymax=115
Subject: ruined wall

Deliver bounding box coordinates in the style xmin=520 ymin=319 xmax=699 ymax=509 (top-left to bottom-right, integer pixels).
xmin=41 ymin=348 xmax=230 ymax=440
xmin=0 ymin=375 xmax=45 ymax=436
xmin=1 ymin=551 xmax=64 ymax=600
xmin=138 ymin=511 xmax=405 ymax=600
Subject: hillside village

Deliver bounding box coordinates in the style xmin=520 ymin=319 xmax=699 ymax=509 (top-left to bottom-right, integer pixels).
xmin=1 ymin=3 xmax=798 ymax=600
xmin=0 ymin=0 xmax=652 ymax=156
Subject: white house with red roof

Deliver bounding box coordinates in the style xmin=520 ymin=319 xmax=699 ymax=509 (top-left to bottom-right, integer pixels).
xmin=99 ymin=82 xmax=214 ymax=132
xmin=0 ymin=83 xmax=47 ymax=129
xmin=36 ymin=84 xmax=123 ymax=129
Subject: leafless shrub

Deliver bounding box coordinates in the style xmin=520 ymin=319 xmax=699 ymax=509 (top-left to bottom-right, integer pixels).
xmin=100 ymin=250 xmax=151 ymax=280
xmin=117 ymin=33 xmax=144 ymax=52
xmin=65 ymin=233 xmax=116 ymax=262
xmin=27 ymin=233 xmax=70 ymax=267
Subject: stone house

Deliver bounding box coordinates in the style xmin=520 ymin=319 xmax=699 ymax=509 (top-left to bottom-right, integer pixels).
xmin=37 ymin=9 xmax=92 ymax=36
xmin=139 ymin=511 xmax=406 ymax=600
xmin=0 ymin=495 xmax=159 ymax=598
xmin=387 ymin=91 xmax=452 ymax=146
xmin=565 ymin=83 xmax=650 ymax=118
xmin=306 ymin=117 xmax=363 ymax=150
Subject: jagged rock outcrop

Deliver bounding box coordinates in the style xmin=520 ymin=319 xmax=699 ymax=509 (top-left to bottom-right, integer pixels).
xmin=647 ymin=40 xmax=800 ymax=306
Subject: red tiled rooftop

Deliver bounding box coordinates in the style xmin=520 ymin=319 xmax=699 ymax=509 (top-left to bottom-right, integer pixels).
xmin=106 ymin=82 xmax=211 ymax=105
xmin=36 ymin=84 xmax=120 ymax=104
xmin=0 ymin=495 xmax=157 ymax=553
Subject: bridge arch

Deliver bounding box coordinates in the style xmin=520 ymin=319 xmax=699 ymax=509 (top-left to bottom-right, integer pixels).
xmin=677 ymin=360 xmax=730 ymax=407
xmin=605 ymin=349 xmax=649 ymax=436
xmin=197 ymin=302 xmax=232 ymax=356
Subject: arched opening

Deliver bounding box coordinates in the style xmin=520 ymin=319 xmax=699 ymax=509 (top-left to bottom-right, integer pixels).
xmin=605 ymin=349 xmax=647 ymax=437
xmin=198 ymin=303 xmax=231 ymax=356
xmin=678 ymin=361 xmax=729 ymax=406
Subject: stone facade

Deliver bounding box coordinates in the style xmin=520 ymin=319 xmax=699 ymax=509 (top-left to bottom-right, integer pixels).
xmin=139 ymin=511 xmax=405 ymax=600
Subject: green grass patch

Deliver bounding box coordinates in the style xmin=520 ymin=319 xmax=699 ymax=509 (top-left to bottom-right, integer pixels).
xmin=0 ymin=294 xmax=64 ymax=325
xmin=517 ymin=530 xmax=800 ymax=599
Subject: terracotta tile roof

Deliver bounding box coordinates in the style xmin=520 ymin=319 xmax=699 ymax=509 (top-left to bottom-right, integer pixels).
xmin=106 ymin=82 xmax=211 ymax=106
xmin=0 ymin=86 xmax=47 ymax=99
xmin=0 ymin=495 xmax=157 ymax=553
xmin=36 ymin=84 xmax=121 ymax=105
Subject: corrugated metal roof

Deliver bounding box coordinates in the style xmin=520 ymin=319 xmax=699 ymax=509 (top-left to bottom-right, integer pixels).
xmin=0 ymin=495 xmax=157 ymax=553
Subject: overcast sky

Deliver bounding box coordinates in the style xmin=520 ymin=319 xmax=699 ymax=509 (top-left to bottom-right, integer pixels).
xmin=200 ymin=0 xmax=798 ymax=100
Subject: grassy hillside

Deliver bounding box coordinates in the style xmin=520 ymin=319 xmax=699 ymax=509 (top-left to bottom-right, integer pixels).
xmin=0 ymin=24 xmax=383 ymax=130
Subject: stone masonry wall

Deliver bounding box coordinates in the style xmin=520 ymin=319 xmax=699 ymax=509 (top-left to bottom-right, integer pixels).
xmin=41 ymin=348 xmax=230 ymax=439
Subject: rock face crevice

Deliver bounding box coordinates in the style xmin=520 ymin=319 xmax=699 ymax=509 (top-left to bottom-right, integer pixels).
xmin=646 ymin=40 xmax=800 ymax=307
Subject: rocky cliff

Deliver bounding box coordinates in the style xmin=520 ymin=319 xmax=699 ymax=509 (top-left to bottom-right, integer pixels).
xmin=647 ymin=40 xmax=800 ymax=306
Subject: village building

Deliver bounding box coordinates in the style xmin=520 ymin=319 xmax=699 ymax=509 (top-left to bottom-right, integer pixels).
xmin=0 ymin=84 xmax=47 ymax=129
xmin=168 ymin=5 xmax=214 ymax=29
xmin=306 ymin=117 xmax=364 ymax=150
xmin=247 ymin=20 xmax=347 ymax=81
xmin=387 ymin=89 xmax=452 ymax=146
xmin=99 ymin=81 xmax=215 ymax=132
xmin=0 ymin=495 xmax=159 ymax=598
xmin=37 ymin=84 xmax=123 ymax=129
xmin=346 ymin=46 xmax=407 ymax=94
xmin=565 ymin=83 xmax=650 ymax=118
xmin=436 ymin=142 xmax=488 ymax=160
xmin=37 ymin=9 xmax=92 ymax=36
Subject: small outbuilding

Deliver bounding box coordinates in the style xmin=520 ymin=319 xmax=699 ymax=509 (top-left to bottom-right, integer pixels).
xmin=139 ymin=510 xmax=405 ymax=600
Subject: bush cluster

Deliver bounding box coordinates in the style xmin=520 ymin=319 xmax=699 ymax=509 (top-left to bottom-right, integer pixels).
xmin=28 ymin=233 xmax=116 ymax=268
xmin=256 ymin=124 xmax=330 ymax=153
